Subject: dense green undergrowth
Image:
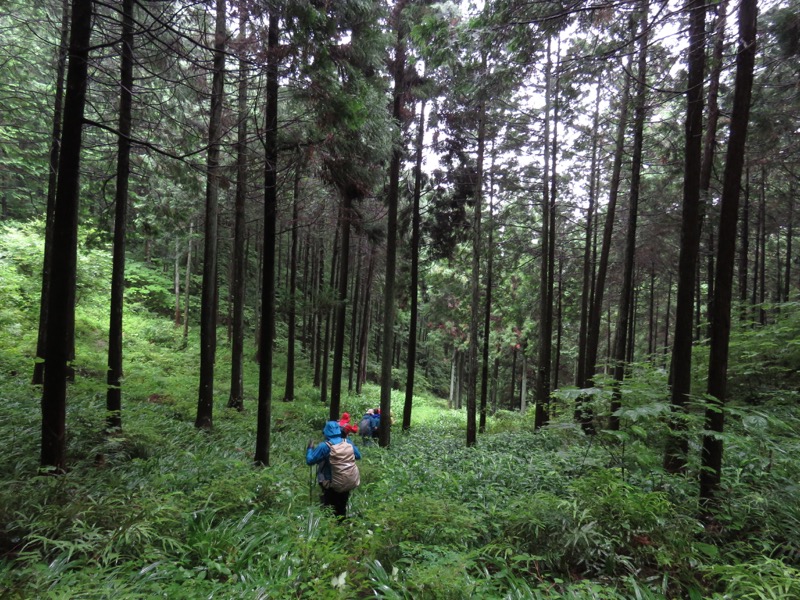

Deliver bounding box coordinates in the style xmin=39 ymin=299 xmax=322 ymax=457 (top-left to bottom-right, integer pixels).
xmin=1 ymin=222 xmax=800 ymax=599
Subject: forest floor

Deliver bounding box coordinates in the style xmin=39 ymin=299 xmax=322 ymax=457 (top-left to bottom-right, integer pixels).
xmin=1 ymin=222 xmax=800 ymax=599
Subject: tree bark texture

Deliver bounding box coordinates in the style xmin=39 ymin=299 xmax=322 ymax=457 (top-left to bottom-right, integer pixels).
xmin=33 ymin=0 xmax=70 ymax=386
xmin=664 ymin=0 xmax=707 ymax=474
xmin=610 ymin=1 xmax=649 ymax=431
xmin=255 ymin=9 xmax=278 ymax=466
xmin=700 ymin=0 xmax=757 ymax=507
xmin=196 ymin=0 xmax=226 ymax=430
xmin=40 ymin=0 xmax=92 ymax=471
xmin=106 ymin=0 xmax=135 ymax=432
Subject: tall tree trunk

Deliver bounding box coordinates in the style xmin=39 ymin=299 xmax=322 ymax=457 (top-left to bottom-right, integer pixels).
xmin=701 ymin=0 xmax=727 ymax=336
xmin=648 ymin=264 xmax=656 ymax=358
xmin=758 ymin=172 xmax=766 ymax=324
xmin=535 ymin=37 xmax=554 ymax=430
xmin=403 ymin=96 xmax=427 ymax=431
xmin=174 ymin=240 xmax=182 ymax=326
xmin=229 ymin=4 xmax=249 ymax=411
xmin=313 ymin=240 xmax=324 ymax=386
xmin=348 ymin=239 xmax=362 ymax=393
xmin=576 ymin=81 xmax=601 ymax=389
xmin=357 ymin=243 xmax=376 ymax=393
xmin=254 ymin=8 xmax=279 ymax=466
xmin=40 ymin=0 xmax=92 ymax=471
xmin=33 ymin=0 xmax=70 ymax=386
xmin=283 ymin=157 xmax=301 ymax=402
xmin=785 ymin=194 xmax=793 ymax=301
xmin=664 ymin=0 xmax=707 ymax=474
xmin=379 ymin=13 xmax=407 ymax=447
xmin=183 ymin=222 xmax=194 ymax=340
xmin=466 ymin=89 xmax=486 ymax=446
xmin=330 ymin=193 xmax=353 ymax=420
xmin=610 ymin=0 xmax=649 ymax=432
xmin=106 ymin=0 xmax=135 ymax=432
xmin=196 ymin=0 xmax=226 ymax=430
xmin=554 ymin=258 xmax=564 ymax=390
xmin=739 ymin=169 xmax=750 ymax=318
xmin=321 ymin=223 xmax=339 ymax=404
xmin=700 ymin=0 xmax=757 ymax=508
xmin=585 ymin=41 xmax=635 ymax=391
xmin=479 ymin=156 xmax=494 ymax=434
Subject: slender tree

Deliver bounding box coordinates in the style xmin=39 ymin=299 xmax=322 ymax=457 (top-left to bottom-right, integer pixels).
xmin=283 ymin=155 xmax=302 ymax=402
xmin=254 ymin=7 xmax=279 ymax=466
xmin=196 ymin=0 xmax=226 ymax=430
xmin=403 ymin=94 xmax=427 ymax=431
xmin=700 ymin=0 xmax=757 ymax=508
xmin=106 ymin=0 xmax=135 ymax=432
xmin=33 ymin=0 xmax=70 ymax=386
xmin=664 ymin=0 xmax=707 ymax=474
xmin=40 ymin=0 xmax=92 ymax=471
xmin=229 ymin=4 xmax=249 ymax=411
xmin=379 ymin=2 xmax=408 ymax=447
xmin=610 ymin=0 xmax=649 ymax=431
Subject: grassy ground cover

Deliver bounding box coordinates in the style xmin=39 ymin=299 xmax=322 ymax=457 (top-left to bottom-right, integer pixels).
xmin=1 ymin=222 xmax=799 ymax=598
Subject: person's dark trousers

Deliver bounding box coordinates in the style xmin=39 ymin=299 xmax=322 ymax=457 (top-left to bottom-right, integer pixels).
xmin=320 ymin=485 xmax=349 ymax=518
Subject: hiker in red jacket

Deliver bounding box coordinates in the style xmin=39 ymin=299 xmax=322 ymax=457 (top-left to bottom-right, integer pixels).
xmin=338 ymin=412 xmax=359 ymax=437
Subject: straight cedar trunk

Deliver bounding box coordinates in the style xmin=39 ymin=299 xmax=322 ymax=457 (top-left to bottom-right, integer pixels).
xmin=106 ymin=0 xmax=135 ymax=432
xmin=40 ymin=0 xmax=92 ymax=471
xmin=313 ymin=240 xmax=324 ymax=386
xmin=33 ymin=0 xmax=70 ymax=386
xmin=357 ymin=244 xmax=376 ymax=393
xmin=283 ymin=159 xmax=301 ymax=402
xmin=785 ymin=194 xmax=793 ymax=301
xmin=183 ymin=222 xmax=193 ymax=340
xmin=584 ymin=40 xmax=634 ymax=394
xmin=664 ymin=0 xmax=707 ymax=474
xmin=739 ymin=172 xmax=750 ymax=317
xmin=576 ymin=82 xmax=601 ymax=389
xmin=174 ymin=240 xmax=181 ymax=326
xmin=535 ymin=37 xmax=553 ymax=430
xmin=648 ymin=265 xmax=656 ymax=357
xmin=330 ymin=193 xmax=353 ymax=421
xmin=301 ymin=232 xmax=310 ymax=351
xmin=196 ymin=0 xmax=226 ymax=430
xmin=700 ymin=0 xmax=757 ymax=507
xmin=479 ymin=166 xmax=494 ymax=434
xmin=379 ymin=12 xmax=407 ymax=447
xmin=229 ymin=5 xmax=249 ymax=411
xmin=554 ymin=259 xmax=564 ymax=390
xmin=403 ymin=96 xmax=427 ymax=431
xmin=701 ymin=0 xmax=728 ymax=334
xmin=254 ymin=8 xmax=279 ymax=466
xmin=610 ymin=0 xmax=649 ymax=431
xmin=758 ymin=174 xmax=767 ymax=324
xmin=320 ymin=225 xmax=339 ymax=403
xmin=348 ymin=240 xmax=362 ymax=392
xmin=448 ymin=348 xmax=457 ymax=409
xmin=466 ymin=92 xmax=486 ymax=446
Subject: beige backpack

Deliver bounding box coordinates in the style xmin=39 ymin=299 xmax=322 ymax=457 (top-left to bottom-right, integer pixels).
xmin=325 ymin=441 xmax=360 ymax=492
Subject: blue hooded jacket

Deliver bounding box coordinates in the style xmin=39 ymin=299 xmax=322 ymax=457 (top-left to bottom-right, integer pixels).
xmin=306 ymin=421 xmax=361 ymax=485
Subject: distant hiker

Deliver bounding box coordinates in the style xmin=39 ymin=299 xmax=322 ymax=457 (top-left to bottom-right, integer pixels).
xmin=370 ymin=408 xmax=381 ymax=436
xmin=338 ymin=412 xmax=359 ymax=437
xmin=306 ymin=421 xmax=361 ymax=518
xmin=358 ymin=409 xmax=376 ymax=442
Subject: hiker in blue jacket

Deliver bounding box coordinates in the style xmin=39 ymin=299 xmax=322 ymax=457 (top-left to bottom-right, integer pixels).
xmin=306 ymin=421 xmax=362 ymax=518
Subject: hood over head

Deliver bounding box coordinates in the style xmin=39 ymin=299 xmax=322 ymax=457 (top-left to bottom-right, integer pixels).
xmin=323 ymin=421 xmax=342 ymax=439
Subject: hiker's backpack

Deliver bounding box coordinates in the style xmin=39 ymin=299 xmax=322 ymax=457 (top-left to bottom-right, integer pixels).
xmin=326 ymin=441 xmax=360 ymax=492
xmin=358 ymin=417 xmax=372 ymax=438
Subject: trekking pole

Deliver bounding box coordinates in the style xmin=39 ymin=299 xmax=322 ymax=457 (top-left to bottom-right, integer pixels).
xmin=309 ymin=465 xmax=314 ymax=504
